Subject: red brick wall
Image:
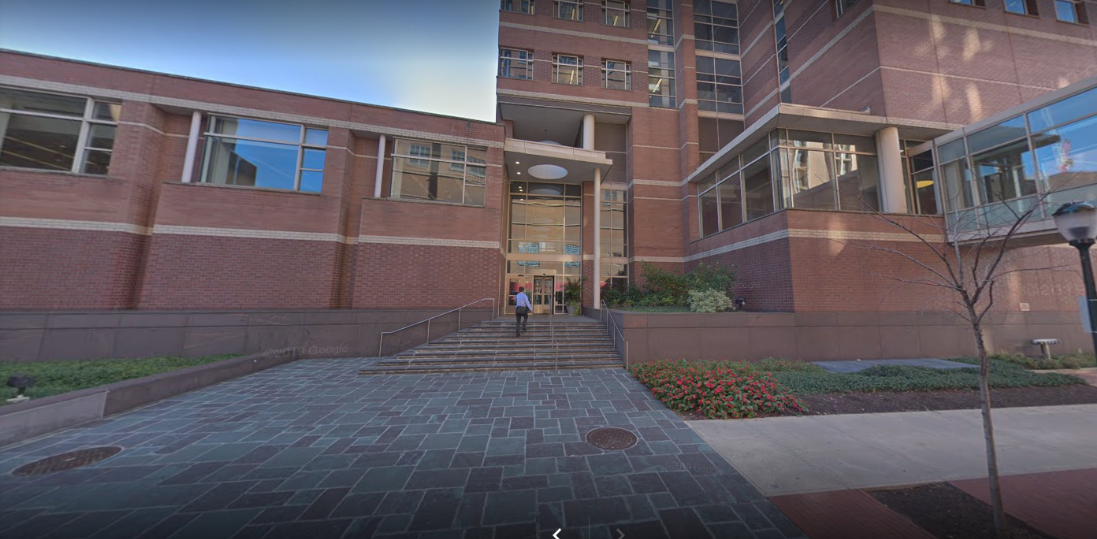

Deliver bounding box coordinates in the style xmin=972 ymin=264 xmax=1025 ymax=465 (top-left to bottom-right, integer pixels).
xmin=0 ymin=228 xmax=145 ymax=310
xmin=353 ymin=244 xmax=499 ymax=309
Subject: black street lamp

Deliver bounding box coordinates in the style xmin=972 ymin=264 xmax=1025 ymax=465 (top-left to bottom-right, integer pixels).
xmin=1052 ymin=201 xmax=1097 ymax=355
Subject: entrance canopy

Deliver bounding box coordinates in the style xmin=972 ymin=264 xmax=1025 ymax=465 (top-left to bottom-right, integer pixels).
xmin=504 ymin=139 xmax=613 ymax=185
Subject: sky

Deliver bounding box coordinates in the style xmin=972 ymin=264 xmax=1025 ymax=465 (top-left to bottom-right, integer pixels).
xmin=0 ymin=0 xmax=501 ymax=121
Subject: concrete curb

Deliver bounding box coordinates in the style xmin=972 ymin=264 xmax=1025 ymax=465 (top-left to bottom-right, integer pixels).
xmin=0 ymin=349 xmax=300 ymax=447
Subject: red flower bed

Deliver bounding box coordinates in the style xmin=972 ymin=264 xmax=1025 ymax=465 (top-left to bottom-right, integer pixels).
xmin=630 ymin=359 xmax=806 ymax=419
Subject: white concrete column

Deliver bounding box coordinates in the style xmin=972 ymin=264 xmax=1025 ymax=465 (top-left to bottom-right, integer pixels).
xmin=875 ymin=126 xmax=907 ymax=213
xmin=582 ymin=114 xmax=596 ymax=151
xmin=180 ymin=111 xmax=202 ymax=183
xmin=593 ymin=167 xmax=602 ymax=309
xmin=373 ymin=135 xmax=387 ymax=198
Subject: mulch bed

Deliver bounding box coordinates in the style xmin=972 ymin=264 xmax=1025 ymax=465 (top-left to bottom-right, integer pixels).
xmin=870 ymin=483 xmax=1054 ymax=539
xmin=799 ymin=385 xmax=1097 ymax=415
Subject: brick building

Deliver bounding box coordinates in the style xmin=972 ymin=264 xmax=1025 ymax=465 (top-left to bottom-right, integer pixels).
xmin=2 ymin=0 xmax=1097 ymax=359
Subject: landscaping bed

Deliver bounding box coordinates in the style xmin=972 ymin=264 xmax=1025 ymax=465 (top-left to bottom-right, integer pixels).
xmin=0 ymin=354 xmax=239 ymax=404
xmin=631 ymin=358 xmax=1090 ymax=420
xmin=870 ymin=483 xmax=1053 ymax=539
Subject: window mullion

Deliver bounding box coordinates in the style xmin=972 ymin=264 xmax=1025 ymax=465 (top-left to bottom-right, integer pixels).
xmin=72 ymin=98 xmax=94 ymax=174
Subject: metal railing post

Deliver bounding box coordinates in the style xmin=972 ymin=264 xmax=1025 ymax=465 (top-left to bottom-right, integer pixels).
xmin=426 ymin=319 xmax=431 ymax=343
xmin=458 ymin=309 xmax=461 ymax=332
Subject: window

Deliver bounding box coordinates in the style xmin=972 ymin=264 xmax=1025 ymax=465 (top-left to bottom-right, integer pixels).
xmin=200 ymin=116 xmax=327 ymax=192
xmin=499 ymin=48 xmax=534 ymax=80
xmin=648 ymin=50 xmax=676 ymax=108
xmin=603 ymin=1 xmax=629 ymax=27
xmin=1004 ymin=0 xmax=1038 ymax=15
xmin=694 ymin=0 xmax=739 ymax=55
xmin=647 ymin=0 xmax=674 ymax=45
xmin=509 ymin=182 xmax=583 ymax=257
xmin=555 ymin=0 xmax=583 ymax=20
xmin=1055 ymin=0 xmax=1087 ymax=23
xmin=907 ymin=150 xmax=939 ymax=215
xmin=501 ymin=0 xmax=535 ymax=14
xmin=602 ymin=60 xmax=632 ymax=90
xmin=0 ymin=87 xmax=120 ymax=175
xmin=553 ymin=54 xmax=584 ymax=85
xmin=696 ymin=56 xmax=743 ymax=114
xmin=601 ymin=189 xmax=627 ymax=258
xmin=949 ymin=0 xmax=984 ymax=6
xmin=392 ymin=139 xmax=487 ymax=206
xmin=774 ymin=131 xmax=880 ymax=211
xmin=835 ymin=0 xmax=857 ymax=17
xmin=699 ymin=117 xmax=744 ymax=162
xmin=773 ymin=1 xmax=791 ymax=100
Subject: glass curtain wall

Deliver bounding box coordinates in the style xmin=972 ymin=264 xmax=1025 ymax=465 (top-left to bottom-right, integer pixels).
xmin=601 ymin=189 xmax=629 ymax=293
xmin=391 ymin=139 xmax=487 ymax=206
xmin=933 ymin=84 xmax=1097 ymax=232
xmin=507 ymin=181 xmax=583 ymax=313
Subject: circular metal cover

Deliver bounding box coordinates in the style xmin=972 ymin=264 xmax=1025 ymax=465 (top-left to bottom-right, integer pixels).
xmin=11 ymin=446 xmax=122 ymax=476
xmin=586 ymin=427 xmax=638 ymax=450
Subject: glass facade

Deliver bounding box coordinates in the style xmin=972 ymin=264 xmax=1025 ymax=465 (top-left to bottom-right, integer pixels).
xmin=931 ymin=83 xmax=1097 ymax=232
xmin=694 ymin=1 xmax=738 ymax=55
xmin=696 ymin=56 xmax=743 ymax=114
xmin=646 ymin=0 xmax=673 ymax=46
xmin=601 ymin=189 xmax=629 ymax=292
xmin=0 ymin=87 xmax=120 ymax=175
xmin=200 ymin=116 xmax=327 ymax=192
xmin=391 ymin=139 xmax=487 ymax=206
xmin=648 ymin=50 xmax=676 ymax=108
xmin=698 ymin=129 xmax=884 ymax=238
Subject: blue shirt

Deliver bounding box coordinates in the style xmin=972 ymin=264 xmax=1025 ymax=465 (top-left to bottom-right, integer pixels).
xmin=515 ymin=292 xmax=532 ymax=309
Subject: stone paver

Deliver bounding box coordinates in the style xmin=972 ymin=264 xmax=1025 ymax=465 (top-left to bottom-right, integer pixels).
xmin=811 ymin=358 xmax=976 ymax=373
xmin=690 ymin=404 xmax=1097 ymax=496
xmin=0 ymin=360 xmax=803 ymax=539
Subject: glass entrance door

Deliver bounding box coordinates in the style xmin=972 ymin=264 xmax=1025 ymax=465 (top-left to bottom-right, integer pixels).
xmin=532 ymin=275 xmax=554 ymax=315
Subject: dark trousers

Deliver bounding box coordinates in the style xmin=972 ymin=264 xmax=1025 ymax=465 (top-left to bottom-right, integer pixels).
xmin=515 ymin=310 xmax=528 ymax=335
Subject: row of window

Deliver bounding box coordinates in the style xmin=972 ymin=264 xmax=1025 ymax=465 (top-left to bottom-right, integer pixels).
xmin=697 ymin=130 xmax=882 ymax=238
xmin=499 ymin=49 xmax=634 ymax=90
xmin=950 ymin=0 xmax=1088 ymax=24
xmin=502 ymin=0 xmax=632 ymax=26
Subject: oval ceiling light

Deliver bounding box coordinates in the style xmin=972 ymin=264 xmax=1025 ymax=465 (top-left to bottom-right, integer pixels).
xmin=528 ymin=164 xmax=568 ymax=180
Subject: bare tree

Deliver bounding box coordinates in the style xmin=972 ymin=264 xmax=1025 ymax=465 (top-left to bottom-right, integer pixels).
xmin=851 ymin=190 xmax=1074 ymax=539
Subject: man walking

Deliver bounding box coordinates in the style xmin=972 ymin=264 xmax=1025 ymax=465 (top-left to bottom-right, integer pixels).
xmin=514 ymin=286 xmax=531 ymax=337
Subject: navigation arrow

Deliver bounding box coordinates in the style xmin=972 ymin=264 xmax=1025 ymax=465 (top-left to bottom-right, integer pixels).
xmin=553 ymin=529 xmax=561 ymax=539
xmin=616 ymin=529 xmax=625 ymax=539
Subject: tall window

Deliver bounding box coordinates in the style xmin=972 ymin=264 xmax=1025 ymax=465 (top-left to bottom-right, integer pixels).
xmin=696 ymin=56 xmax=742 ymax=114
xmin=200 ymin=116 xmax=327 ymax=192
xmin=648 ymin=50 xmax=676 ymax=108
xmin=603 ymin=1 xmax=629 ymax=27
xmin=508 ymin=182 xmax=583 ymax=257
xmin=694 ymin=1 xmax=739 ymax=55
xmin=0 ymin=87 xmax=120 ymax=175
xmin=391 ymin=139 xmax=487 ymax=206
xmin=602 ymin=60 xmax=632 ymax=91
xmin=775 ymin=130 xmax=880 ymax=212
xmin=601 ymin=189 xmax=629 ymax=293
xmin=501 ymin=0 xmax=535 ymax=14
xmin=555 ymin=0 xmax=583 ymax=20
xmin=1004 ymin=0 xmax=1037 ymax=15
xmin=553 ymin=54 xmax=584 ymax=85
xmin=835 ymin=0 xmax=857 ymax=17
xmin=1054 ymin=0 xmax=1086 ymax=22
xmin=647 ymin=0 xmax=673 ymax=45
xmin=907 ymin=148 xmax=939 ymax=215
xmin=773 ymin=0 xmax=791 ymax=102
xmin=499 ymin=48 xmax=534 ymax=80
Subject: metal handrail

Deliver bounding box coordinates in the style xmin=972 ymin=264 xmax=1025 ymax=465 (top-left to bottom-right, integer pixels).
xmin=600 ymin=300 xmax=629 ymax=370
xmin=378 ymin=297 xmax=495 ymax=357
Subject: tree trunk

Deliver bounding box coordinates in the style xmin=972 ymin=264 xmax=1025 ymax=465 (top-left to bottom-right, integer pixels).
xmin=971 ymin=319 xmax=1008 ymax=538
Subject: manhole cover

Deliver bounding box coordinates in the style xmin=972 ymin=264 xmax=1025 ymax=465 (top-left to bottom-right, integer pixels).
xmin=586 ymin=427 xmax=638 ymax=450
xmin=11 ymin=446 xmax=122 ymax=476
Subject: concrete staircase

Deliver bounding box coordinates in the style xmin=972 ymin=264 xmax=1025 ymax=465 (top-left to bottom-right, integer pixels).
xmin=358 ymin=317 xmax=622 ymax=375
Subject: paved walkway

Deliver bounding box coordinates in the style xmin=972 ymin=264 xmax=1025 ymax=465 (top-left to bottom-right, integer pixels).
xmin=690 ymin=404 xmax=1097 ymax=496
xmin=811 ymin=359 xmax=975 ymax=373
xmin=0 ymin=360 xmax=803 ymax=539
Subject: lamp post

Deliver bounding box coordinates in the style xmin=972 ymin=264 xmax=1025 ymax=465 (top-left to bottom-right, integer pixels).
xmin=1052 ymin=201 xmax=1097 ymax=355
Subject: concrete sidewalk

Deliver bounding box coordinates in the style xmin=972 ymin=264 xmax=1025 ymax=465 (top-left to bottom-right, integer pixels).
xmin=690 ymin=404 xmax=1097 ymax=496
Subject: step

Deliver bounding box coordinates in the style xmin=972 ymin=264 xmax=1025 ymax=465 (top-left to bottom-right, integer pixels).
xmin=360 ymin=361 xmax=624 ymax=375
xmin=387 ymin=352 xmax=620 ymax=362
xmin=399 ymin=349 xmax=619 ymax=358
xmin=379 ymin=357 xmax=621 ymax=367
xmin=407 ymin=342 xmax=615 ymax=350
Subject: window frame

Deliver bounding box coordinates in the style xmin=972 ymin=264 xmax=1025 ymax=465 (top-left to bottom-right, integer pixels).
xmin=835 ymin=0 xmax=857 ymax=18
xmin=602 ymin=0 xmax=630 ymax=27
xmin=554 ymin=0 xmax=584 ymax=21
xmin=602 ymin=59 xmax=632 ymax=91
xmin=949 ymin=0 xmax=985 ymax=6
xmin=391 ymin=139 xmax=488 ymax=207
xmin=0 ymin=86 xmax=121 ymax=176
xmin=646 ymin=1 xmax=674 ymax=46
xmin=499 ymin=48 xmax=535 ymax=80
xmin=1054 ymin=0 xmax=1087 ymax=23
xmin=648 ymin=50 xmax=676 ymax=108
xmin=501 ymin=0 xmax=535 ymax=14
xmin=696 ymin=55 xmax=743 ymax=114
xmin=552 ymin=53 xmax=585 ymax=85
xmin=1004 ymin=0 xmax=1038 ymax=16
xmin=694 ymin=0 xmax=740 ymax=55
xmin=199 ymin=115 xmax=328 ymax=193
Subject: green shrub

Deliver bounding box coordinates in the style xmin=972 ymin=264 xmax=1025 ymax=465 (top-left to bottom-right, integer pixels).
xmin=604 ymin=262 xmax=737 ymax=309
xmin=631 ymin=359 xmax=806 ymax=418
xmin=0 ymin=355 xmax=239 ymax=403
xmin=773 ymin=359 xmax=1086 ymax=395
xmin=989 ymin=351 xmax=1095 ymax=370
xmin=688 ymin=288 xmax=733 ymax=313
